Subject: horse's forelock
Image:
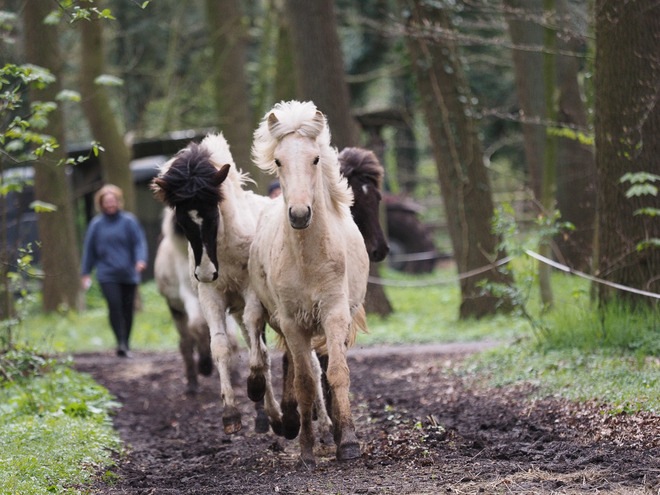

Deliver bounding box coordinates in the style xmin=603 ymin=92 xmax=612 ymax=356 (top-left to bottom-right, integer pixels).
xmin=152 ymin=143 xmax=223 ymax=207
xmin=338 ymin=147 xmax=384 ymax=189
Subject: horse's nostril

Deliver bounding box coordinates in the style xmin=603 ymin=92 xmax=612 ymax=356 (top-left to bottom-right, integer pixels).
xmin=212 ymin=272 xmax=218 ymax=281
xmin=194 ymin=272 xmax=200 ymax=281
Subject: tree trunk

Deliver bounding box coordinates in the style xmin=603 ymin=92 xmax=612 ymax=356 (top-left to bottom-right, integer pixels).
xmin=595 ymin=0 xmax=660 ymax=302
xmin=400 ymin=0 xmax=513 ymax=319
xmin=503 ymin=0 xmax=546 ymax=201
xmin=79 ymin=9 xmax=136 ymax=212
xmin=554 ymin=0 xmax=596 ymax=272
xmin=205 ymin=0 xmax=264 ymax=192
xmin=24 ymin=0 xmax=84 ymax=312
xmin=538 ymin=0 xmax=558 ymax=309
xmin=283 ymin=0 xmax=361 ymax=151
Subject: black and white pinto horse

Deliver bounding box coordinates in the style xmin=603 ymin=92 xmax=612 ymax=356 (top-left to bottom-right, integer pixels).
xmin=152 ymin=134 xmax=282 ymax=435
xmin=154 ymin=208 xmax=216 ymax=396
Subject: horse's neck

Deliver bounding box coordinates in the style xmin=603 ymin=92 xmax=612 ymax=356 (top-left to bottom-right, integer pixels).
xmin=217 ymin=184 xmax=258 ymax=260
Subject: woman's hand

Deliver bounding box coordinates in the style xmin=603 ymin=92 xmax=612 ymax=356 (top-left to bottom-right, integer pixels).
xmin=81 ymin=275 xmax=92 ymax=290
xmin=135 ymin=261 xmax=147 ymax=274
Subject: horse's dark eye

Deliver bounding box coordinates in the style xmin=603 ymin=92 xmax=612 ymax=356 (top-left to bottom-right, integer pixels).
xmin=275 ymin=158 xmax=281 ymax=167
xmin=313 ymin=156 xmax=320 ymax=165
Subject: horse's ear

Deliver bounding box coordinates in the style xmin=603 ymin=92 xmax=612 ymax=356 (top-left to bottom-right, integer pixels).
xmin=151 ymin=177 xmax=169 ymax=203
xmin=267 ymin=112 xmax=279 ymax=134
xmin=212 ymin=164 xmax=231 ymax=187
xmin=313 ymin=110 xmax=325 ymax=128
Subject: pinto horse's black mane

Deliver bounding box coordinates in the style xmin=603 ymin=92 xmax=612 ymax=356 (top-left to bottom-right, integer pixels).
xmin=152 ymin=143 xmax=224 ymax=208
xmin=338 ymin=147 xmax=384 ymax=189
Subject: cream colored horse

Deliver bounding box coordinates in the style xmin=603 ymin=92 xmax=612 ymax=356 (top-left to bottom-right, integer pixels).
xmin=152 ymin=134 xmax=282 ymax=435
xmin=249 ymin=101 xmax=369 ymax=468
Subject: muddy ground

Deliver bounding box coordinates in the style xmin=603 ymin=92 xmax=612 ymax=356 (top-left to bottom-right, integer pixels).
xmin=74 ymin=344 xmax=660 ymax=494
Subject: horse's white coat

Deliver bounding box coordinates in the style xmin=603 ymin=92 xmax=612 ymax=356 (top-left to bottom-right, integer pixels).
xmin=250 ymin=101 xmax=369 ymax=464
xmin=158 ymin=133 xmax=282 ymax=432
xmin=154 ymin=208 xmax=232 ymax=393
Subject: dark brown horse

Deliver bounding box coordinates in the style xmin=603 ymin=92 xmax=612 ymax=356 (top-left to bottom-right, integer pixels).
xmin=339 ymin=147 xmax=390 ymax=262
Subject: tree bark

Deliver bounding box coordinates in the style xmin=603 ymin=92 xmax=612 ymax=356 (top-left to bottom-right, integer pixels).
xmin=503 ymin=0 xmax=546 ymax=201
xmin=205 ymin=0 xmax=264 ymax=192
xmin=595 ymin=0 xmax=660 ymax=302
xmin=554 ymin=0 xmax=596 ymax=272
xmin=283 ymin=0 xmax=361 ymax=151
xmin=400 ymin=0 xmax=513 ymax=319
xmin=24 ymin=0 xmax=84 ymax=312
xmin=79 ymin=9 xmax=136 ymax=212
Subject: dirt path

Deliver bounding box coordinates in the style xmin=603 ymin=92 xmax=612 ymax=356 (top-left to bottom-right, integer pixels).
xmin=74 ymin=344 xmax=660 ymax=494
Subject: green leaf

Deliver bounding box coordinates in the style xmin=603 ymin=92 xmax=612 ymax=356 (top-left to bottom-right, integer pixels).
xmin=620 ymin=172 xmax=660 ymax=184
xmin=99 ymin=9 xmax=115 ymax=20
xmin=141 ymin=1 xmax=151 ymax=8
xmin=94 ymin=74 xmax=124 ymax=87
xmin=636 ymin=238 xmax=660 ymax=251
xmin=29 ymin=200 xmax=58 ymax=213
xmin=633 ymin=207 xmax=660 ymax=217
xmin=43 ymin=10 xmax=62 ymax=25
xmin=625 ymin=184 xmax=658 ymax=198
xmin=55 ymin=90 xmax=81 ymax=102
xmin=4 ymin=139 xmax=24 ymax=152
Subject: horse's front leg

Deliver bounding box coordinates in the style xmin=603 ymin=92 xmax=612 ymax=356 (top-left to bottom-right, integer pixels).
xmin=238 ymin=295 xmax=283 ymax=436
xmin=197 ymin=283 xmax=241 ymax=434
xmin=311 ymin=350 xmax=334 ymax=445
xmin=281 ymin=344 xmax=300 ymax=440
xmin=282 ymin=324 xmax=317 ymax=470
xmin=323 ymin=308 xmax=360 ymax=461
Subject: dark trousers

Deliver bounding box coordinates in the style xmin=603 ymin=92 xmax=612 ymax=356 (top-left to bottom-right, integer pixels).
xmin=100 ymin=282 xmax=137 ymax=349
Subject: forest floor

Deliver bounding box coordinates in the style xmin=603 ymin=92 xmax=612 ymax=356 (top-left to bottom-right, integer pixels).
xmin=74 ymin=344 xmax=660 ymax=494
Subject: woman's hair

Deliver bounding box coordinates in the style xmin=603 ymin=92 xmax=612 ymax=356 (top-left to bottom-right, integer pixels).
xmin=94 ymin=184 xmax=124 ymax=212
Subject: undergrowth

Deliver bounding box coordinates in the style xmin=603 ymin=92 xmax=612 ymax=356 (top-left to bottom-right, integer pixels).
xmin=0 ymin=345 xmax=120 ymax=494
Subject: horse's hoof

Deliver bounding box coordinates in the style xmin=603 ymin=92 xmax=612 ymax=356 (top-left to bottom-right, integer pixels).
xmin=184 ymin=384 xmax=198 ymax=398
xmin=296 ymin=456 xmax=316 ymax=471
xmin=320 ymin=430 xmax=335 ymax=447
xmin=282 ymin=409 xmax=300 ymax=440
xmin=270 ymin=419 xmax=284 ymax=437
xmin=222 ymin=408 xmax=242 ymax=435
xmin=247 ymin=373 xmax=266 ymax=402
xmin=255 ymin=410 xmax=270 ymax=434
xmin=337 ymin=442 xmax=360 ymax=461
xmin=198 ymin=355 xmax=213 ymax=376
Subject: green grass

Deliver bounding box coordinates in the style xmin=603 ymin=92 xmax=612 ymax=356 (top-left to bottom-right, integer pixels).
xmin=361 ymin=265 xmax=529 ymax=346
xmin=467 ymin=345 xmax=660 ymax=414
xmin=15 ymin=281 xmax=180 ymax=354
xmin=462 ymin=262 xmax=660 ymax=414
xmin=0 ymin=348 xmax=121 ymax=494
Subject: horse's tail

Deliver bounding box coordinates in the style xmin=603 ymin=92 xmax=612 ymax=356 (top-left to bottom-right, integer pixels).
xmin=312 ymin=304 xmax=368 ymax=356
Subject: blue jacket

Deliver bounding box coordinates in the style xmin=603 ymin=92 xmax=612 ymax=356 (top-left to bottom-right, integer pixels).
xmin=81 ymin=211 xmax=148 ymax=284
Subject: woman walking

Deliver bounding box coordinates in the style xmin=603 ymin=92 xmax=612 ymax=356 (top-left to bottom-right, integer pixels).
xmin=80 ymin=185 xmax=148 ymax=357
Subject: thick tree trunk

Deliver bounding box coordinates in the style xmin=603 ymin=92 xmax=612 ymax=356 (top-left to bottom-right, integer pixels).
xmin=24 ymin=0 xmax=84 ymax=312
xmin=595 ymin=0 xmax=660 ymax=302
xmin=283 ymin=0 xmax=361 ymax=151
xmin=205 ymin=0 xmax=264 ymax=192
xmin=554 ymin=0 xmax=596 ymax=272
xmin=79 ymin=10 xmax=136 ymax=212
xmin=503 ymin=0 xmax=546 ymax=201
xmin=400 ymin=0 xmax=513 ymax=319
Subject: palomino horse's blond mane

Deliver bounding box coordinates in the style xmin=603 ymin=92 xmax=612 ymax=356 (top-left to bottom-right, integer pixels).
xmin=252 ymin=100 xmax=353 ymax=217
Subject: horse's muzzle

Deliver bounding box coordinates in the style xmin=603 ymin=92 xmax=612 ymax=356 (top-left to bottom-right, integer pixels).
xmin=288 ymin=206 xmax=312 ymax=230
